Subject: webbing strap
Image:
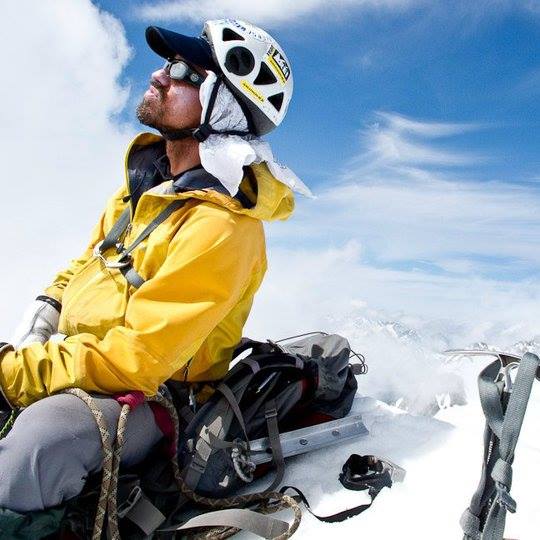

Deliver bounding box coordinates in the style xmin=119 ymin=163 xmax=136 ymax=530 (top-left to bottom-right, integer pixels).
xmin=121 ymin=199 xmax=188 ymax=260
xmin=123 ymin=492 xmax=166 ymax=536
xmin=461 ymin=352 xmax=540 ymax=540
xmin=216 ymin=382 xmax=250 ymax=448
xmin=120 ymin=266 xmax=145 ymax=289
xmin=159 ymin=507 xmax=289 ymax=539
xmin=96 ymin=199 xmax=188 ymax=289
xmin=265 ymin=400 xmax=286 ymax=492
xmin=99 ymin=207 xmax=131 ymax=253
xmin=280 ymin=484 xmax=382 ymax=524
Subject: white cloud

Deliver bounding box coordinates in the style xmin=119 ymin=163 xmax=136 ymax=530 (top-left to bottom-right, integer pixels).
xmin=278 ymin=112 xmax=540 ymax=269
xmin=1 ymin=1 xmax=537 ymax=364
xmin=0 ymin=0 xmax=135 ymax=337
xmin=135 ymin=0 xmax=540 ymax=29
xmin=136 ymin=0 xmax=416 ymax=27
xmin=247 ymin=241 xmax=540 ymax=340
xmin=244 ymin=112 xmax=540 ymax=348
xmin=353 ymin=111 xmax=485 ymax=169
xmin=375 ymin=111 xmax=481 ymax=138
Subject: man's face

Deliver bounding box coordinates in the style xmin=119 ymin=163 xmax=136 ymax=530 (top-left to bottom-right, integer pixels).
xmin=136 ymin=55 xmax=204 ymax=133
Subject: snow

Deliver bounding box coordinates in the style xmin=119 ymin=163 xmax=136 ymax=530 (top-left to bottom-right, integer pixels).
xmin=240 ymin=317 xmax=540 ymax=539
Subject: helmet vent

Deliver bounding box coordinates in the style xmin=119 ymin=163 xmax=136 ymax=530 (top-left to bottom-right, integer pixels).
xmin=268 ymin=92 xmax=284 ymax=111
xmin=225 ymin=46 xmax=255 ymax=76
xmin=253 ymin=63 xmax=278 ymax=85
xmin=222 ymin=28 xmax=245 ymax=41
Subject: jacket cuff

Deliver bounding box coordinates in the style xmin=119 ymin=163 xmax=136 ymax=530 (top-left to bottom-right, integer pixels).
xmin=36 ymin=295 xmax=62 ymax=314
xmin=0 ymin=343 xmax=14 ymax=410
xmin=43 ymin=286 xmax=64 ymax=307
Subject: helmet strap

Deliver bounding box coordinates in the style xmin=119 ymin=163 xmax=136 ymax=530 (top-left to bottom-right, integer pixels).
xmin=191 ymin=74 xmax=252 ymax=143
xmin=159 ymin=127 xmax=197 ymax=141
xmin=160 ymin=75 xmax=253 ymax=143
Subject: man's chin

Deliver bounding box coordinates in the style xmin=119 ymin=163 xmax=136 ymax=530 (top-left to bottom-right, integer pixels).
xmin=136 ymin=99 xmax=199 ymax=138
xmin=136 ymin=99 xmax=162 ymax=130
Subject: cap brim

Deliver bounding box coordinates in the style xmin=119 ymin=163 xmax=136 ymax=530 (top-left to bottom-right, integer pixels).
xmin=145 ymin=26 xmax=217 ymax=71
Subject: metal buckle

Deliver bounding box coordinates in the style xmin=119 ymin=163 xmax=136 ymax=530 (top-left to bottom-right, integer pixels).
xmin=93 ymin=240 xmax=132 ymax=269
xmin=501 ymin=363 xmax=519 ymax=393
xmin=192 ymin=123 xmax=213 ymax=142
xmin=117 ymin=485 xmax=143 ymax=519
xmin=265 ymin=405 xmax=278 ymax=419
xmin=189 ymin=455 xmax=207 ymax=475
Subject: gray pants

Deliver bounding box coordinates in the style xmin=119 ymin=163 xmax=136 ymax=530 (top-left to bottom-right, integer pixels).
xmin=0 ymin=393 xmax=164 ymax=512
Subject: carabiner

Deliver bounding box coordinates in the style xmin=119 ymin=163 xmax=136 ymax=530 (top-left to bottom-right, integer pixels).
xmin=93 ymin=240 xmax=132 ymax=269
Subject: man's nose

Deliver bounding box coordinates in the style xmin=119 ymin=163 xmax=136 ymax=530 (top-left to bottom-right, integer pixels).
xmin=150 ymin=68 xmax=171 ymax=89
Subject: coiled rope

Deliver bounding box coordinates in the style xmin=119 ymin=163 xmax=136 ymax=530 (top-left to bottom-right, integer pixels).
xmin=63 ymin=388 xmax=302 ymax=540
xmin=0 ymin=410 xmax=18 ymax=440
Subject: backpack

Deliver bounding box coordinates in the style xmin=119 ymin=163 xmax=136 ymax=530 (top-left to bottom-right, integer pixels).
xmin=43 ymin=332 xmax=366 ymax=539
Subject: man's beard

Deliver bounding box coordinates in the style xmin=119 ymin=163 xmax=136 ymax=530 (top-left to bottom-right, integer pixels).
xmin=136 ymin=90 xmax=198 ymax=140
xmin=136 ymin=94 xmax=163 ymax=131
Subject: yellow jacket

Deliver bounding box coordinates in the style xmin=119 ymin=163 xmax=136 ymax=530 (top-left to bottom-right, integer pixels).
xmin=0 ymin=133 xmax=295 ymax=407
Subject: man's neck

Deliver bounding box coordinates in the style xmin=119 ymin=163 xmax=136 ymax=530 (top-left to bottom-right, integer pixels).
xmin=165 ymin=138 xmax=201 ymax=177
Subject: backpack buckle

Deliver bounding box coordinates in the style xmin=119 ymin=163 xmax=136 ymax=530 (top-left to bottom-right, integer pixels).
xmin=93 ymin=241 xmax=133 ymax=269
xmin=265 ymin=404 xmax=278 ymax=419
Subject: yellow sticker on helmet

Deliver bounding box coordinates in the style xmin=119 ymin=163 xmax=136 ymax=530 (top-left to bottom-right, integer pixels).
xmin=267 ymin=45 xmax=290 ymax=85
xmin=241 ymin=80 xmax=265 ymax=102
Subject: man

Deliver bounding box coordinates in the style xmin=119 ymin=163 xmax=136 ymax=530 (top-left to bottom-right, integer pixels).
xmin=0 ymin=18 xmax=308 ymax=534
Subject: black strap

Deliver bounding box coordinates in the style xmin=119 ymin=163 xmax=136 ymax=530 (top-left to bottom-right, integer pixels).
xmin=279 ymin=453 xmax=394 ymax=524
xmin=230 ymin=338 xmax=287 ymax=361
xmin=191 ymin=76 xmax=251 ymax=143
xmin=215 ymin=383 xmax=250 ymax=450
xmin=280 ymin=484 xmax=383 ymax=524
xmin=231 ymin=338 xmax=268 ymax=360
xmin=160 ymin=127 xmax=198 ymax=141
xmin=264 ymin=400 xmax=286 ymax=492
xmin=35 ymin=295 xmax=62 ymax=313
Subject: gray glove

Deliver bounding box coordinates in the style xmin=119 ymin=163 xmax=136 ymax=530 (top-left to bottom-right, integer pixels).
xmin=11 ymin=296 xmax=61 ymax=349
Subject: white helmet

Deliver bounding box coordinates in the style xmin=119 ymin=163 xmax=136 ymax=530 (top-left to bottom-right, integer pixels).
xmin=202 ymin=19 xmax=294 ymax=136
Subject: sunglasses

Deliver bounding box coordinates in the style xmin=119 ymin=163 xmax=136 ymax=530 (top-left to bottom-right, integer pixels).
xmin=163 ymin=59 xmax=206 ymax=88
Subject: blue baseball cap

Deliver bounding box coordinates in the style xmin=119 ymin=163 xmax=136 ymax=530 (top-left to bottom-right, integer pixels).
xmin=145 ymin=26 xmax=218 ymax=71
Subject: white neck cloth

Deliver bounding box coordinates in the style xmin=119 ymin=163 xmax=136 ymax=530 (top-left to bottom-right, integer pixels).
xmin=198 ymin=72 xmax=313 ymax=198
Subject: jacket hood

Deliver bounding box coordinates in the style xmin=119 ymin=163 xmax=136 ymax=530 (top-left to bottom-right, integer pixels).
xmin=125 ymin=133 xmax=295 ymax=222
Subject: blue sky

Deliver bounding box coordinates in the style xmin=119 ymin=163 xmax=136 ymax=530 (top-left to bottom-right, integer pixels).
xmin=98 ymin=0 xmax=540 ymax=187
xmin=2 ymin=0 xmax=540 ymax=342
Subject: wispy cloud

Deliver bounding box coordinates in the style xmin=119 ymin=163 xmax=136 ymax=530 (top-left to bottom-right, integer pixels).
xmin=251 ymin=111 xmax=540 ymax=341
xmin=135 ymin=0 xmax=540 ymax=28
xmin=284 ymin=112 xmax=540 ymax=269
xmin=135 ymin=0 xmax=417 ymax=27
xmin=352 ymin=111 xmax=485 ymax=170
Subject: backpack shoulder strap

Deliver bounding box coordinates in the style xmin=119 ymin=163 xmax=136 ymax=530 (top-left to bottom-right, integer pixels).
xmin=94 ymin=199 xmax=189 ymax=289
